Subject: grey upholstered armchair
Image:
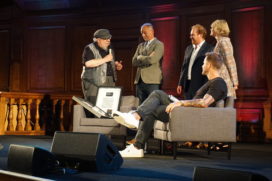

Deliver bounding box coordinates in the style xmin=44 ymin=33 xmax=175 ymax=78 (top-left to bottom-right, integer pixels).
xmin=153 ymin=97 xmax=236 ymax=160
xmin=73 ymin=95 xmax=139 ymax=147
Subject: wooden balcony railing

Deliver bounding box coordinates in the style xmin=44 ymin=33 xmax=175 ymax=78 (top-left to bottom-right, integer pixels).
xmin=0 ymin=92 xmax=79 ymax=136
xmin=263 ymin=100 xmax=272 ymax=139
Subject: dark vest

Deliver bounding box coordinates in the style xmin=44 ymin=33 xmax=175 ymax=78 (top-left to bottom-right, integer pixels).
xmin=81 ymin=43 xmax=117 ymax=86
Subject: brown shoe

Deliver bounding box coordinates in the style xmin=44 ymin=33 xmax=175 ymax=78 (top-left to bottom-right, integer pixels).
xmin=195 ymin=143 xmax=208 ymax=149
xmin=126 ymin=139 xmax=136 ymax=145
xmin=182 ymin=141 xmax=193 ymax=147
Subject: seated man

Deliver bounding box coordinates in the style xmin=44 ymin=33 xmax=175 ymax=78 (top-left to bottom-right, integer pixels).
xmin=113 ymin=52 xmax=227 ymax=157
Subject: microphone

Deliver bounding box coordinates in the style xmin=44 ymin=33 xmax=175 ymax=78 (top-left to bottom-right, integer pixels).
xmin=108 ymin=48 xmax=114 ymax=62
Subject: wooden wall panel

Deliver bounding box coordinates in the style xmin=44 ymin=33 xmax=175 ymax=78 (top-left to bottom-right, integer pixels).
xmin=232 ymin=7 xmax=265 ymax=93
xmin=26 ymin=26 xmax=66 ymax=92
xmin=70 ymin=26 xmax=97 ymax=92
xmin=152 ymin=17 xmax=179 ymax=93
xmin=113 ymin=38 xmax=139 ymax=95
xmin=231 ymin=6 xmax=267 ymax=142
xmin=266 ymin=4 xmax=272 ymax=98
xmin=0 ymin=29 xmax=10 ymax=91
xmin=9 ymin=13 xmax=24 ymax=92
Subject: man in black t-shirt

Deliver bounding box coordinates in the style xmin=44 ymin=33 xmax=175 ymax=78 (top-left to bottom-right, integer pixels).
xmin=113 ymin=52 xmax=227 ymax=158
xmin=81 ymin=29 xmax=123 ymax=104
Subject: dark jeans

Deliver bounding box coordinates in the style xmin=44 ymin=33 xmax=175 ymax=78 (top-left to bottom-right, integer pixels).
xmin=136 ymin=78 xmax=160 ymax=103
xmin=134 ymin=90 xmax=171 ymax=149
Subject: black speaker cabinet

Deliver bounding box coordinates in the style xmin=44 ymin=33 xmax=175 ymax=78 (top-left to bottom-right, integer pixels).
xmin=51 ymin=132 xmax=123 ymax=172
xmin=7 ymin=144 xmax=57 ymax=176
xmin=193 ymin=167 xmax=269 ymax=181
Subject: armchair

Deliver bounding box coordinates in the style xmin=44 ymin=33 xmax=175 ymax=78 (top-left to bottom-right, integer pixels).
xmin=73 ymin=95 xmax=139 ymax=147
xmin=154 ymin=97 xmax=236 ymax=159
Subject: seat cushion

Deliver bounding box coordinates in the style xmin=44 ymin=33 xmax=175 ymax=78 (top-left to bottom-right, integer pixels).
xmin=154 ymin=121 xmax=169 ymax=131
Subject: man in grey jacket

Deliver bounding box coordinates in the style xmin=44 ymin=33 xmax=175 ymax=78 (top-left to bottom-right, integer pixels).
xmin=81 ymin=29 xmax=123 ymax=105
xmin=132 ymin=23 xmax=164 ymax=103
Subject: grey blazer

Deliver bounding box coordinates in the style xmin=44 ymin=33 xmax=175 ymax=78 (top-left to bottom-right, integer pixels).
xmin=132 ymin=38 xmax=164 ymax=84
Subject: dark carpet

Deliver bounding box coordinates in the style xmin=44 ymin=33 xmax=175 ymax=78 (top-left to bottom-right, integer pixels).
xmin=0 ymin=135 xmax=272 ymax=181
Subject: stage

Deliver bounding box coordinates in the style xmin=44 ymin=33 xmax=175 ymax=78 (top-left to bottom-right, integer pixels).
xmin=0 ymin=135 xmax=272 ymax=181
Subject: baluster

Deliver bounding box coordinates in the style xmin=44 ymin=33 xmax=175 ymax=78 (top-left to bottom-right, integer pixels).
xmin=60 ymin=99 xmax=65 ymax=131
xmin=26 ymin=99 xmax=33 ymax=131
xmin=68 ymin=99 xmax=73 ymax=131
xmin=263 ymin=101 xmax=272 ymax=139
xmin=35 ymin=99 xmax=41 ymax=131
xmin=53 ymin=99 xmax=58 ymax=115
xmin=52 ymin=99 xmax=58 ymax=131
xmin=8 ymin=98 xmax=15 ymax=131
xmin=16 ymin=98 xmax=24 ymax=131
xmin=0 ymin=96 xmax=8 ymax=134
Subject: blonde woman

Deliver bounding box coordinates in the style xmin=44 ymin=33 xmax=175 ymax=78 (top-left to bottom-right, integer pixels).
xmin=210 ymin=19 xmax=239 ymax=98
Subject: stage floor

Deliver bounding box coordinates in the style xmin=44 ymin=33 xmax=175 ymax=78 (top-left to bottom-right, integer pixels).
xmin=1 ymin=135 xmax=272 ymax=181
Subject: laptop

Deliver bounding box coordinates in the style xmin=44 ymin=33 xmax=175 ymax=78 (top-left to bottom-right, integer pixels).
xmin=72 ymin=96 xmax=112 ymax=118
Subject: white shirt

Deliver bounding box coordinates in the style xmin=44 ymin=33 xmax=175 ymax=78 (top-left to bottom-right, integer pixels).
xmin=145 ymin=38 xmax=155 ymax=48
xmin=187 ymin=40 xmax=205 ymax=80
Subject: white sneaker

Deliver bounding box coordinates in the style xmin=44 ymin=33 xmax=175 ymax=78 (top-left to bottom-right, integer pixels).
xmin=120 ymin=144 xmax=144 ymax=158
xmin=113 ymin=111 xmax=139 ymax=129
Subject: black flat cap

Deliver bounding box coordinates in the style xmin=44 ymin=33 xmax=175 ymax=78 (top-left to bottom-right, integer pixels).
xmin=93 ymin=29 xmax=112 ymax=39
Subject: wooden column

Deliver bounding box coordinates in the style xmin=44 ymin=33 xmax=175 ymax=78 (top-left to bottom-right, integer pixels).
xmin=25 ymin=99 xmax=33 ymax=131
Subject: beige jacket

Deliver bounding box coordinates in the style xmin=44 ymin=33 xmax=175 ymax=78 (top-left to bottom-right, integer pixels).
xmin=132 ymin=38 xmax=164 ymax=84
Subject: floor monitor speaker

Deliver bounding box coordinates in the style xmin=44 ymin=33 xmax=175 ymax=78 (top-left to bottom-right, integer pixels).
xmin=51 ymin=132 xmax=123 ymax=172
xmin=7 ymin=144 xmax=57 ymax=176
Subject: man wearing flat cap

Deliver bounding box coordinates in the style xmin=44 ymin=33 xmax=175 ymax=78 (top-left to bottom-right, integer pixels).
xmin=81 ymin=29 xmax=123 ymax=105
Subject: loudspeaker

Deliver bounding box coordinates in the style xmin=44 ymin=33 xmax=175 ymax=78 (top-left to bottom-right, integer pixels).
xmin=7 ymin=144 xmax=58 ymax=176
xmin=51 ymin=132 xmax=123 ymax=172
xmin=193 ymin=167 xmax=269 ymax=181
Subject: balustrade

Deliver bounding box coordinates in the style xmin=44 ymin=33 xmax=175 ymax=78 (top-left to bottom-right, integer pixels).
xmin=0 ymin=92 xmax=78 ymax=135
xmin=263 ymin=100 xmax=272 ymax=139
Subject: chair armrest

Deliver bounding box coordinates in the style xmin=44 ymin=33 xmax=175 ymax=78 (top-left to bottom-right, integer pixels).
xmin=73 ymin=104 xmax=86 ymax=131
xmin=73 ymin=104 xmax=86 ymax=117
xmin=169 ymin=107 xmax=236 ymax=142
